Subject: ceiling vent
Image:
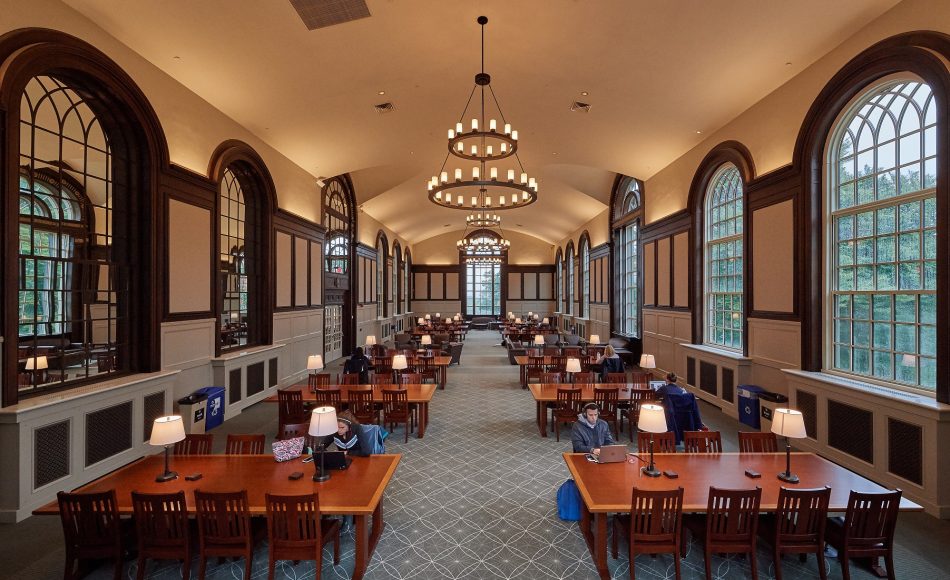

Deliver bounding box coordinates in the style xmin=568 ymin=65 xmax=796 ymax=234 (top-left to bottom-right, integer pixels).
xmin=289 ymin=0 xmax=371 ymax=31
xmin=570 ymin=101 xmax=591 ymax=113
xmin=374 ymin=102 xmax=396 ymax=114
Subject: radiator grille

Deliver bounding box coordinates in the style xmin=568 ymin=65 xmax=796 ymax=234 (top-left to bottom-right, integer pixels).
xmin=827 ymin=400 xmax=873 ymax=463
xmin=888 ymin=418 xmax=923 ymax=485
xmin=290 ymin=0 xmax=370 ymax=31
xmin=699 ymin=361 xmax=717 ymax=395
xmin=229 ymin=369 xmax=242 ymax=404
xmin=247 ymin=362 xmax=265 ymax=396
xmin=721 ymin=368 xmax=734 ymax=404
xmin=796 ymin=390 xmax=818 ymax=439
xmin=143 ymin=391 xmax=166 ymax=442
xmin=85 ymin=402 xmax=132 ymax=467
xmin=269 ymin=357 xmax=279 ymax=388
xmin=686 ymin=357 xmax=696 ymax=387
xmin=34 ymin=420 xmax=70 ymax=489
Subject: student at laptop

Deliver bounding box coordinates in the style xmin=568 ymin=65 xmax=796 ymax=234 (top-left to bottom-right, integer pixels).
xmin=655 ymin=372 xmax=687 ymax=398
xmin=595 ymin=345 xmax=625 ymax=381
xmin=571 ymin=402 xmax=616 ymax=456
xmin=322 ymin=411 xmax=370 ymax=456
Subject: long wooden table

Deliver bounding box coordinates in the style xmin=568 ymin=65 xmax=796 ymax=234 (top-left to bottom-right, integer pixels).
xmin=563 ymin=452 xmax=921 ymax=580
xmin=34 ymin=454 xmax=401 ymax=580
xmin=529 ymin=383 xmax=654 ymax=437
xmin=264 ymin=383 xmax=436 ymax=438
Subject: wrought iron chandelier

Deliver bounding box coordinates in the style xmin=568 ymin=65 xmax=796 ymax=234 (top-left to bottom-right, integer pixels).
xmin=457 ymin=213 xmax=511 ymax=255
xmin=426 ymin=16 xmax=538 ymax=211
xmin=465 ymin=212 xmax=501 ymax=228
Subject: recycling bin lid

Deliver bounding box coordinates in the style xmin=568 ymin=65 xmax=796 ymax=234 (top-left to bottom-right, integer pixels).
xmin=177 ymin=393 xmax=208 ymax=405
xmin=758 ymin=391 xmax=789 ymax=403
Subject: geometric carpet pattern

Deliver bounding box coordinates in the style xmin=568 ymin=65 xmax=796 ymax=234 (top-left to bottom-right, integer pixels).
xmin=10 ymin=331 xmax=949 ymax=579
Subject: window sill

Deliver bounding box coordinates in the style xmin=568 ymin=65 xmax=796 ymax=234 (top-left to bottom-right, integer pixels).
xmin=212 ymin=343 xmax=285 ymax=363
xmin=681 ymin=343 xmax=751 ymax=363
xmin=782 ymin=369 xmax=949 ymax=414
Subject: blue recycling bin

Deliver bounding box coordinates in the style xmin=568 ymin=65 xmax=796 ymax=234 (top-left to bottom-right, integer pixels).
xmin=195 ymin=386 xmax=225 ymax=430
xmin=737 ymin=385 xmax=765 ymax=429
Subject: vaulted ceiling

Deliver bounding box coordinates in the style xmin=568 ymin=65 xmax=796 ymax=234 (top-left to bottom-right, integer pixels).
xmin=63 ymin=0 xmax=901 ymax=244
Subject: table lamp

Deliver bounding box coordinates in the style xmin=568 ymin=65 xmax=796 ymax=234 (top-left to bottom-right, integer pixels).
xmin=392 ymin=354 xmax=408 ymax=380
xmin=435 ymin=312 xmax=441 ymax=319
xmin=772 ymin=408 xmax=807 ymax=483
xmin=307 ymin=354 xmax=324 ymax=377
xmin=365 ymin=335 xmax=377 ymax=347
xmin=25 ymin=355 xmax=48 ymax=382
xmin=639 ymin=354 xmax=656 ymax=369
xmin=542 ymin=317 xmax=550 ymax=325
xmin=421 ymin=335 xmax=432 ymax=349
xmin=309 ymin=406 xmax=338 ymax=482
xmin=528 ymin=311 xmax=533 ymax=317
xmin=589 ymin=335 xmax=600 ymax=345
xmin=515 ymin=317 xmax=522 ymax=324
xmin=149 ymin=416 xmax=186 ymax=482
xmin=508 ymin=312 xmax=514 ymax=320
xmin=417 ymin=317 xmax=425 ymax=326
xmin=565 ymin=357 xmax=582 ymax=382
xmin=453 ymin=315 xmax=460 ymax=322
xmin=534 ymin=334 xmax=545 ymax=346
xmin=637 ymin=404 xmax=667 ymax=477
xmin=425 ymin=314 xmax=431 ymax=321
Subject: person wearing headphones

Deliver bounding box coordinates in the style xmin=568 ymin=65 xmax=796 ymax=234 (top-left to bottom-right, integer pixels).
xmin=571 ymin=402 xmax=616 ymax=456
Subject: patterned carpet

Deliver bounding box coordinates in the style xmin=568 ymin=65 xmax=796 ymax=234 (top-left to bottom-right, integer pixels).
xmin=7 ymin=330 xmax=950 ymax=579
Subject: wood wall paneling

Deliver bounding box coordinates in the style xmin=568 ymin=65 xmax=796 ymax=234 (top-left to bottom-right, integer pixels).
xmin=168 ymin=199 xmax=211 ymax=313
xmin=275 ymin=231 xmax=292 ymax=308
xmin=294 ymin=236 xmax=308 ymax=306
xmin=644 ymin=241 xmax=656 ymax=305
xmin=445 ymin=272 xmax=460 ymax=300
xmin=673 ymin=232 xmax=689 ymax=308
xmin=657 ymin=237 xmax=671 ymax=306
xmin=310 ymin=241 xmax=321 ymax=305
xmin=508 ymin=273 xmax=522 ymax=299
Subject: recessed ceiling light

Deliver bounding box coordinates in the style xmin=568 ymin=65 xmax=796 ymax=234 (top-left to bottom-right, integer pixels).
xmin=785 ymin=61 xmax=792 ymax=66
xmin=696 ymin=131 xmax=702 ymax=134
xmin=378 ymin=90 xmax=386 ymax=95
xmin=552 ymin=152 xmax=558 ymax=155
xmin=581 ymin=91 xmax=589 ymax=96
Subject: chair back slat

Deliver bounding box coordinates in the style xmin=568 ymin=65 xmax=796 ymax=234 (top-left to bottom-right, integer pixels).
xmin=604 ymin=372 xmax=627 ymax=384
xmin=844 ymin=489 xmax=902 ymax=547
xmin=706 ymin=487 xmax=761 ymax=542
xmin=225 ymin=434 xmax=266 ymax=455
xmin=307 ymin=374 xmax=331 ymax=391
xmin=278 ymin=389 xmax=305 ymax=419
xmin=174 ymin=433 xmax=214 ymax=455
xmin=683 ymin=430 xmax=723 ymax=453
xmin=637 ymin=431 xmax=676 ymax=453
xmin=195 ymin=489 xmax=252 ymax=546
xmin=132 ymin=491 xmax=190 ymax=547
xmin=775 ymin=486 xmax=830 ymax=545
xmin=631 ymin=487 xmax=684 ymax=543
xmin=738 ymin=431 xmax=778 ymax=453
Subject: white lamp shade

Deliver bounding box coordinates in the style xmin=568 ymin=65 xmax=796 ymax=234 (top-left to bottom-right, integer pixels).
xmin=515 ymin=317 xmax=523 ymax=324
xmin=307 ymin=355 xmax=324 ymax=371
xmin=508 ymin=312 xmax=514 ymax=319
xmin=365 ymin=335 xmax=377 ymax=346
xmin=534 ymin=335 xmax=545 ymax=345
xmin=639 ymin=354 xmax=656 ymax=369
xmin=638 ymin=404 xmax=667 ymax=433
xmin=392 ymin=354 xmax=408 ymax=370
xmin=565 ymin=358 xmax=582 ymax=373
xmin=417 ymin=317 xmax=425 ymax=325
xmin=425 ymin=314 xmax=431 ymax=320
xmin=542 ymin=317 xmax=549 ymax=325
xmin=528 ymin=311 xmax=534 ymax=317
xmin=456 ymin=313 xmax=462 ymax=318
xmin=421 ymin=335 xmax=432 ymax=345
xmin=533 ymin=314 xmax=539 ymax=320
xmin=453 ymin=315 xmax=460 ymax=322
xmin=771 ymin=408 xmax=807 ymax=439
xmin=149 ymin=416 xmax=186 ymax=446
xmin=309 ymin=406 xmax=338 ymax=437
xmin=435 ymin=312 xmax=441 ymax=318
xmin=589 ymin=335 xmax=600 ymax=345
xmin=25 ymin=355 xmax=48 ymax=371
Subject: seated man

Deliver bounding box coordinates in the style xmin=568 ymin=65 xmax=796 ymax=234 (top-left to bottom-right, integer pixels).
xmin=571 ymin=402 xmax=616 ymax=456
xmin=655 ymin=372 xmax=687 ymax=399
xmin=343 ymin=347 xmax=371 ymax=383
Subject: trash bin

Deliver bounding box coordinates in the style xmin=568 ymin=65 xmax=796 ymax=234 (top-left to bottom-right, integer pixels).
xmin=758 ymin=391 xmax=790 ymax=433
xmin=737 ymin=385 xmax=766 ymax=429
xmin=177 ymin=392 xmax=208 ymax=434
xmin=195 ymin=386 xmax=225 ymax=430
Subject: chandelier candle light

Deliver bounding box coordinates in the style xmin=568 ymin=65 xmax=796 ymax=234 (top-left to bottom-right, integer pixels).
xmin=426 ymin=16 xmax=538 ymax=211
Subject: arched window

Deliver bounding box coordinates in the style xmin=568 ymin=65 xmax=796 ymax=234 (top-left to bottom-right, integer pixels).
xmin=462 ymin=230 xmax=506 ymax=316
xmin=565 ymin=242 xmax=575 ymax=316
xmin=392 ymin=242 xmax=402 ymax=314
xmin=323 ymin=179 xmax=352 ymax=274
xmin=580 ymin=234 xmax=591 ymax=318
xmin=376 ymin=232 xmax=387 ymax=318
xmin=827 ymin=80 xmax=936 ymax=390
xmin=555 ymin=248 xmax=563 ymax=313
xmin=219 ymin=168 xmax=248 ymax=348
xmin=612 ymin=177 xmax=642 ymax=336
xmin=704 ymin=164 xmax=744 ymax=350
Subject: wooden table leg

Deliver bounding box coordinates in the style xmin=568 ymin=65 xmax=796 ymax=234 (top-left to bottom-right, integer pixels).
xmin=537 ymin=401 xmax=548 ymax=437
xmin=440 ymin=367 xmax=446 ymax=390
xmin=592 ymin=512 xmax=610 ymax=580
xmin=369 ymin=500 xmax=384 ymax=554
xmin=417 ymin=402 xmax=428 ymax=438
xmin=353 ymin=513 xmax=368 ymax=580
xmin=579 ymin=501 xmax=594 ymax=554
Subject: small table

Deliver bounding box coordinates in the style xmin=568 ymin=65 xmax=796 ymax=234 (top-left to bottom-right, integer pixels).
xmin=562 ymin=452 xmax=922 ymax=580
xmin=265 ymin=383 xmax=436 ymax=437
xmin=34 ymin=454 xmax=401 ymax=580
xmin=528 ymin=383 xmax=654 ymax=437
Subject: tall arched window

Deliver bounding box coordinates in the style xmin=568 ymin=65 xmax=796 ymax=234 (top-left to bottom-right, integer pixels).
xmin=704 ymin=164 xmax=744 ymax=350
xmin=612 ymin=177 xmax=642 ymax=336
xmin=462 ymin=231 xmax=506 ymax=316
xmin=393 ymin=242 xmax=402 ymax=314
xmin=376 ymin=232 xmax=387 ymax=318
xmin=555 ymin=248 xmax=563 ymax=313
xmin=323 ymin=179 xmax=352 ymax=274
xmin=828 ymin=80 xmax=936 ymax=390
xmin=580 ymin=234 xmax=591 ymax=318
xmin=565 ymin=242 xmax=575 ymax=316
xmin=219 ymin=168 xmax=248 ymax=348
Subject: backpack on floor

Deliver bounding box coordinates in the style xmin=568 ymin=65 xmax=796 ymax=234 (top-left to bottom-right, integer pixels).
xmin=557 ymin=479 xmax=582 ymax=521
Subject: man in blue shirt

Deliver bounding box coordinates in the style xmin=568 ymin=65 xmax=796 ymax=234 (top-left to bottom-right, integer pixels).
xmin=571 ymin=403 xmax=615 ymax=456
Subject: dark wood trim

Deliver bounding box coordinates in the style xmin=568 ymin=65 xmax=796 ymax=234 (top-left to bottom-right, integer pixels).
xmin=355 ymin=243 xmax=376 ymax=260
xmin=590 ymin=243 xmax=610 ymax=260
xmin=164 ymin=311 xmax=217 ymax=323
xmin=641 ymin=209 xmax=690 ymax=242
xmin=273 ymin=209 xmax=326 ymax=241
xmin=642 ymin=305 xmax=692 ymax=313
xmin=748 ymin=311 xmax=800 ymax=321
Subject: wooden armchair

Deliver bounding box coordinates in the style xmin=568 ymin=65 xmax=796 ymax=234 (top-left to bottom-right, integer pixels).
xmin=57 ymin=490 xmax=124 ymax=580
xmin=307 ymin=373 xmax=331 ymax=391
xmin=683 ymin=486 xmax=762 ymax=579
xmin=382 ymin=388 xmax=414 ymax=442
xmin=173 ymin=433 xmax=214 ymax=455
xmin=225 ymin=433 xmax=266 ymax=455
xmin=612 ymin=486 xmax=684 ymax=579
xmin=131 ymin=490 xmax=192 ymax=580
xmin=264 ymin=493 xmax=341 ymax=579
xmin=825 ymin=489 xmax=902 ymax=580
xmin=195 ymin=490 xmax=261 ymax=580
xmin=277 ymin=389 xmax=308 ymax=436
xmin=551 ymin=387 xmax=582 ymax=442
xmin=594 ymin=387 xmax=620 ymax=438
xmin=683 ymin=430 xmax=723 ymax=453
xmin=761 ymin=486 xmax=831 ymax=580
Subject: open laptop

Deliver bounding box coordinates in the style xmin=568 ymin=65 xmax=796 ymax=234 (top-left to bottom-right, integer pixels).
xmin=320 ymin=450 xmax=353 ymax=470
xmin=588 ymin=444 xmax=629 ymax=464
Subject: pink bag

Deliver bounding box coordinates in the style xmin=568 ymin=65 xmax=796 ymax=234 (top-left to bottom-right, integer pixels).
xmin=271 ymin=437 xmax=305 ymax=462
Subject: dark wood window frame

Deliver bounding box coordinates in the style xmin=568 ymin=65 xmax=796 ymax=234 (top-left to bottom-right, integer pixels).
xmin=609 ymin=175 xmax=645 ymax=338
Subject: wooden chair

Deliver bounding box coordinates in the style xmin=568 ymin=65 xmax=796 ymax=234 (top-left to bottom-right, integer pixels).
xmin=277 ymin=389 xmax=308 ymax=436
xmin=195 ymin=489 xmax=263 ymax=580
xmin=540 ymin=371 xmax=564 ymax=384
xmin=612 ymin=486 xmax=684 ymax=579
xmin=683 ymin=430 xmax=723 ymax=453
xmin=738 ymin=431 xmax=778 ymax=453
xmin=637 ymin=431 xmax=676 ymax=454
xmin=348 ymin=388 xmax=379 ymax=425
xmin=573 ymin=371 xmax=596 ymax=384
xmin=683 ymin=486 xmax=762 ymax=580
xmin=762 ymin=486 xmax=831 ymax=580
xmin=629 ymin=370 xmax=652 ymax=387
xmin=399 ymin=372 xmax=422 ymax=385
xmin=225 ymin=433 xmax=266 ymax=455
xmin=264 ymin=493 xmax=341 ymax=580
xmin=605 ymin=372 xmax=627 ymax=384
xmin=623 ymin=389 xmax=658 ymax=441
xmin=416 ymin=358 xmax=440 ymax=385
xmin=372 ymin=373 xmax=394 ymax=385
xmin=551 ymin=387 xmax=582 ymax=442
xmin=562 ymin=347 xmax=582 ymax=357
xmin=525 ymin=355 xmax=546 ymax=387
xmin=372 ymin=355 xmax=393 ymax=375
xmin=594 ymin=387 xmax=620 ymax=438
xmin=825 ymin=489 xmax=902 ymax=580
xmin=549 ymin=354 xmax=567 ymax=372
xmin=338 ymin=373 xmax=360 ymax=385
xmin=382 ymin=388 xmax=413 ymax=442
xmin=173 ymin=433 xmax=214 ymax=455
xmin=307 ymin=373 xmax=331 ymax=391
xmin=131 ymin=490 xmax=192 ymax=580
xmin=313 ymin=387 xmax=342 ymax=411
xmin=57 ymin=490 xmax=124 ymax=580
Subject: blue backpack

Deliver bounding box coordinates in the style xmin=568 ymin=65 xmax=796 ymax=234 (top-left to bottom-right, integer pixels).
xmin=557 ymin=479 xmax=582 ymax=521
xmin=360 ymin=424 xmax=387 ymax=455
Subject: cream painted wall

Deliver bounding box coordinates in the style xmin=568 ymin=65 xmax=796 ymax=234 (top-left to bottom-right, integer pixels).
xmin=554 ymin=209 xmax=610 ymax=253
xmin=1 ymin=0 xmax=320 ymax=221
xmin=412 ymin=229 xmax=555 ymax=265
xmin=167 ymin=200 xmax=211 ymax=313
xmin=357 ymin=211 xmax=412 ymax=258
xmin=644 ymin=0 xmax=950 ymax=223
